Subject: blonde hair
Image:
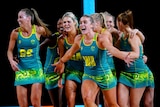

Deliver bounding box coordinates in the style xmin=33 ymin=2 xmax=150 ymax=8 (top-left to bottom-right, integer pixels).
xmin=62 ymin=12 xmax=79 ymax=29
xmin=20 ymin=8 xmax=52 ymax=36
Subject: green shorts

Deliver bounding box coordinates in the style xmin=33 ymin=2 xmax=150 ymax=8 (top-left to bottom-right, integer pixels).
xmin=118 ymin=71 xmax=149 ymax=88
xmin=82 ymin=70 xmax=117 ymax=90
xmin=14 ymin=68 xmax=44 ymax=86
xmin=65 ymin=68 xmax=83 ymax=83
xmin=44 ymin=72 xmax=65 ymax=89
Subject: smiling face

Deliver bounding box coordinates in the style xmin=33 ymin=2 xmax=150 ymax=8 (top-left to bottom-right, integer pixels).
xmin=62 ymin=16 xmax=76 ymax=33
xmin=17 ymin=11 xmax=31 ymax=28
xmin=57 ymin=18 xmax=63 ymax=34
xmin=79 ymin=16 xmax=93 ymax=35
xmin=106 ymin=16 xmax=115 ymax=29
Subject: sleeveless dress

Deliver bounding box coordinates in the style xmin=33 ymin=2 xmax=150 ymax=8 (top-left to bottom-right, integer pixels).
xmin=64 ymin=37 xmax=84 ymax=83
xmin=15 ymin=25 xmax=44 ymax=86
xmin=43 ymin=36 xmax=65 ymax=89
xmin=80 ymin=33 xmax=117 ymax=90
xmin=118 ymin=35 xmax=154 ymax=88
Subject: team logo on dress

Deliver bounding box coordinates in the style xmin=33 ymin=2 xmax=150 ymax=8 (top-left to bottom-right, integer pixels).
xmin=91 ymin=46 xmax=95 ymax=51
xmin=18 ymin=40 xmax=21 ymax=44
xmin=31 ymin=39 xmax=35 ymax=45
xmin=81 ymin=46 xmax=83 ymax=50
xmin=66 ymin=46 xmax=69 ymax=50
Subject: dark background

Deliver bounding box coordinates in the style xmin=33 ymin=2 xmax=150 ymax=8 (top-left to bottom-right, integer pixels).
xmin=0 ymin=0 xmax=159 ymax=106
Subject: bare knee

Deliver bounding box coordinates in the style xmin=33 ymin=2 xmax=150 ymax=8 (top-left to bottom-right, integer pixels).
xmin=31 ymin=95 xmax=41 ymax=107
xmin=83 ymin=95 xmax=94 ymax=105
xmin=143 ymin=98 xmax=154 ymax=107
